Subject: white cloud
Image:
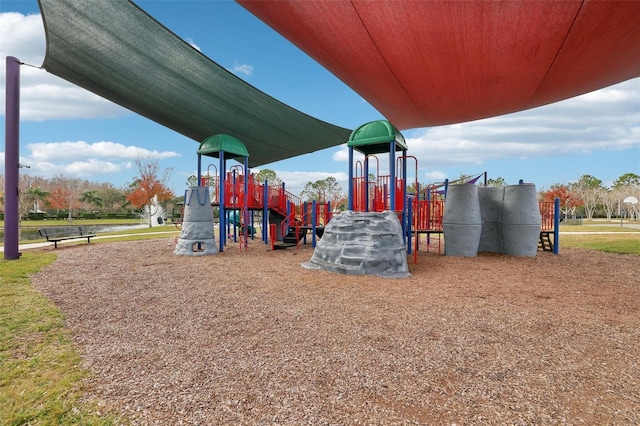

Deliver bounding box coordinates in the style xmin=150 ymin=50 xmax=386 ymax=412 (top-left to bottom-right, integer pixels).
xmin=63 ymin=159 xmax=124 ymax=175
xmin=7 ymin=141 xmax=181 ymax=181
xmin=0 ymin=12 xmax=45 ymax=64
xmin=275 ymin=170 xmax=349 ymax=196
xmin=0 ymin=12 xmax=130 ymax=120
xmin=423 ymin=170 xmax=447 ymax=182
xmin=400 ymin=79 xmax=638 ymax=175
xmin=27 ymin=141 xmax=180 ymax=162
xmin=20 ymin=158 xmax=126 ymax=179
xmin=323 ymin=79 xmax=639 ymax=185
xmin=232 ymin=62 xmax=254 ymax=76
xmin=332 ymin=145 xmax=349 ymax=162
xmin=185 ymin=37 xmax=201 ymax=51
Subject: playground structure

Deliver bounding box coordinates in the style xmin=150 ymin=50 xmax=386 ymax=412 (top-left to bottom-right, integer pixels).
xmin=200 ymin=170 xmax=332 ymax=251
xmin=188 ymin=134 xmax=332 ymax=253
xmin=351 ymin=170 xmax=560 ymax=258
xmin=342 ymin=120 xmax=560 ymax=262
xmin=176 ymin=124 xmax=560 ymax=260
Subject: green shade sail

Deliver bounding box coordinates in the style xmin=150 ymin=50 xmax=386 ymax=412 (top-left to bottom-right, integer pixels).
xmin=37 ymin=0 xmax=351 ymax=168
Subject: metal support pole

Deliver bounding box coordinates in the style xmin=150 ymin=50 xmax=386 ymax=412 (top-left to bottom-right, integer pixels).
xmin=4 ymin=57 xmax=21 ymax=260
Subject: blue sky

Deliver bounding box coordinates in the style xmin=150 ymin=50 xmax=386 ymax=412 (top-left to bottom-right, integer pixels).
xmin=1 ymin=0 xmax=639 ymax=197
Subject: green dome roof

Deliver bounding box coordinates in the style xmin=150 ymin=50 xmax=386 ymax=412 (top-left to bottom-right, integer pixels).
xmin=197 ymin=134 xmax=249 ymax=160
xmin=347 ymin=120 xmax=407 ymax=155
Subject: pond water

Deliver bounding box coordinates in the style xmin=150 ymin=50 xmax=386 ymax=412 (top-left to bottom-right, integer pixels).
xmin=0 ymin=223 xmax=150 ymax=243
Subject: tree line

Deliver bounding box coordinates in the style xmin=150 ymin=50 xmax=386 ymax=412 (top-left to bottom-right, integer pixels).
xmin=538 ymin=173 xmax=640 ymax=220
xmin=0 ymin=163 xmax=349 ymax=222
xmin=429 ymin=173 xmax=640 ymax=220
xmin=0 ymin=159 xmax=175 ymax=222
xmin=2 ymin=163 xmax=637 ymax=222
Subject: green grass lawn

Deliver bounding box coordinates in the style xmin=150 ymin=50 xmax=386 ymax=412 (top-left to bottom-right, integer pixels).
xmin=559 ymin=233 xmax=640 ymax=255
xmin=559 ymin=223 xmax=639 ymax=233
xmin=557 ymin=221 xmax=640 ymax=255
xmin=1 ymin=220 xmax=176 ymax=424
xmin=0 ymin=252 xmax=123 ymax=425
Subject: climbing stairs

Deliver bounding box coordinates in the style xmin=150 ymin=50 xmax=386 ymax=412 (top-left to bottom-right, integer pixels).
xmin=538 ymin=231 xmax=554 ymax=252
xmin=272 ymin=226 xmax=307 ymax=250
xmin=283 ymin=227 xmax=307 ymax=245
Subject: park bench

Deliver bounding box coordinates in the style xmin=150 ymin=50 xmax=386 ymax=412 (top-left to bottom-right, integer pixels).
xmin=38 ymin=225 xmax=96 ymax=248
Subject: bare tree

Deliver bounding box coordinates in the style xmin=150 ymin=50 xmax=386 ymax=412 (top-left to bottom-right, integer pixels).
xmin=600 ymin=188 xmax=622 ymax=220
xmin=571 ymin=174 xmax=603 ymax=220
xmin=301 ymin=177 xmax=343 ymax=204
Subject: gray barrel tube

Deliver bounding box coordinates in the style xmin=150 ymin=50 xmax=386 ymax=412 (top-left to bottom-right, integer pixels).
xmin=443 ymin=184 xmax=481 ymax=257
xmin=478 ymin=186 xmax=504 ymax=253
xmin=500 ymin=184 xmax=541 ymax=257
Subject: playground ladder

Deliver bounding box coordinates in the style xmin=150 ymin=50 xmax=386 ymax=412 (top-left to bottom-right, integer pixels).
xmin=538 ymin=232 xmax=554 ymax=252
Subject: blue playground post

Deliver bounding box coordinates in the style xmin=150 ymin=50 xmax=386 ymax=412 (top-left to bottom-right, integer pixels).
xmin=389 ymin=139 xmax=396 ymax=212
xmin=262 ymin=180 xmax=269 ymax=244
xmin=197 ymin=153 xmax=202 ymax=184
xmin=553 ymin=197 xmax=560 ymax=254
xmin=218 ymin=151 xmax=226 ymax=252
xmin=242 ymin=156 xmax=249 ymax=249
xmin=311 ymin=200 xmax=317 ymax=247
xmin=406 ymin=196 xmax=413 ymax=254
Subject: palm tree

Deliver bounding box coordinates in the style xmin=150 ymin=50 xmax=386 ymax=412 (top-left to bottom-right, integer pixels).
xmin=80 ymin=190 xmax=104 ymax=211
xmin=25 ymin=186 xmax=50 ymax=213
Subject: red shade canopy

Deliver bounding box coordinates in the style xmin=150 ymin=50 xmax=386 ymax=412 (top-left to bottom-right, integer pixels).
xmin=239 ymin=0 xmax=640 ymax=130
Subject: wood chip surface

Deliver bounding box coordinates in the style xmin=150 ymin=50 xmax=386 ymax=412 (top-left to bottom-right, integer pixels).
xmin=32 ymin=239 xmax=640 ymax=425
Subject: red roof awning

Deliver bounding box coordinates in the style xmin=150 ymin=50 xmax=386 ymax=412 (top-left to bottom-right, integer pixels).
xmin=239 ymin=0 xmax=640 ymax=129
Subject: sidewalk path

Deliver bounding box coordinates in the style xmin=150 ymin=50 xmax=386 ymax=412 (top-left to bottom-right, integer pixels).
xmin=561 ymin=231 xmax=640 ymax=235
xmin=3 ymin=229 xmax=638 ymax=253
